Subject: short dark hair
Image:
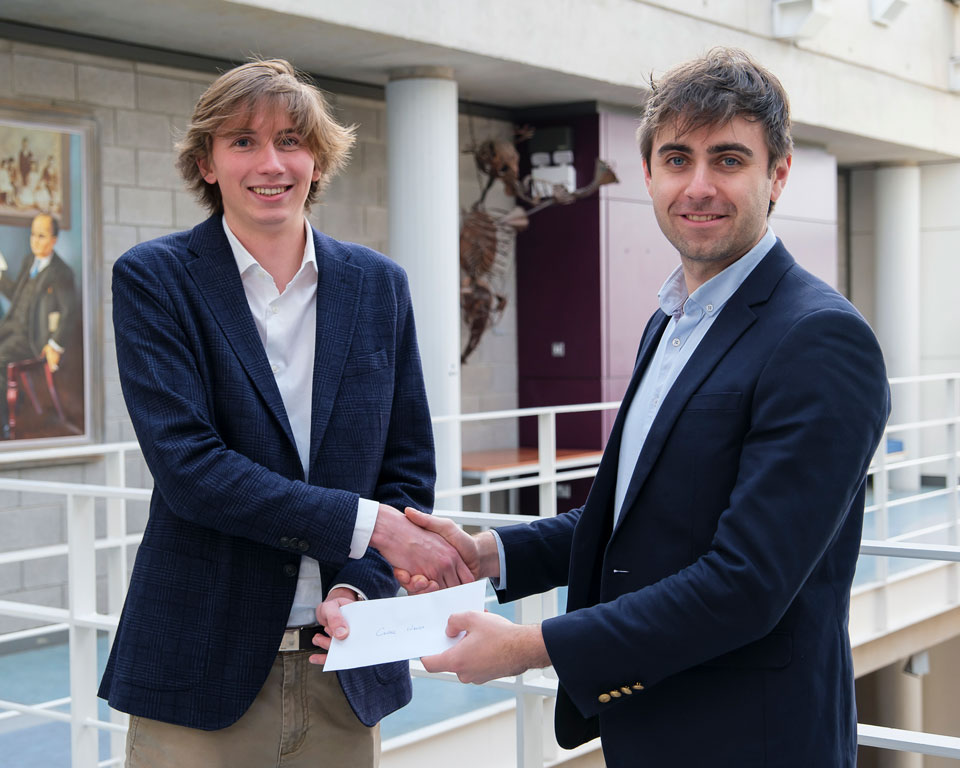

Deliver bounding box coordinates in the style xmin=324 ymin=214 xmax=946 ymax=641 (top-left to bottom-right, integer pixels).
xmin=34 ymin=213 xmax=59 ymax=237
xmin=176 ymin=58 xmax=356 ymax=214
xmin=637 ymin=47 xmax=792 ymax=173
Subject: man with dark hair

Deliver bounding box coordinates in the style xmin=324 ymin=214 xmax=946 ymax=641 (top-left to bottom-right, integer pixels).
xmin=386 ymin=48 xmax=889 ymax=766
xmin=0 ymin=213 xmax=77 ymax=435
xmin=99 ymin=58 xmax=471 ymax=767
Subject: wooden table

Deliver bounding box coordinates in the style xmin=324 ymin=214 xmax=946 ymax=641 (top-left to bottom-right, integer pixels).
xmin=461 ymin=447 xmax=604 ymax=515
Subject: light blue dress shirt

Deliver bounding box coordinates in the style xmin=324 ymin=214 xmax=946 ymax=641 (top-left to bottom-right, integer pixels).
xmin=492 ymin=227 xmax=778 ymax=587
xmin=612 ymin=226 xmax=777 ymax=525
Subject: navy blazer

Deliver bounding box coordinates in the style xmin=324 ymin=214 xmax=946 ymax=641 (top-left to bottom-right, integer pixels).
xmin=99 ymin=215 xmax=434 ymax=729
xmin=497 ymin=242 xmax=889 ymax=767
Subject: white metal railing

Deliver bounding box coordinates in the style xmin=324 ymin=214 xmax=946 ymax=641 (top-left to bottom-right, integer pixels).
xmin=1 ymin=382 xmax=960 ymax=766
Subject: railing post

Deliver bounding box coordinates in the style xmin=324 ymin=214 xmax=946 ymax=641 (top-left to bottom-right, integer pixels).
xmin=514 ymin=596 xmax=545 ymax=768
xmin=947 ymin=377 xmax=960 ymax=604
xmin=874 ymin=426 xmax=890 ymax=634
xmin=67 ymin=493 xmax=99 ymax=768
xmin=104 ymin=447 xmax=129 ymax=761
xmin=537 ymin=411 xmax=557 ymax=518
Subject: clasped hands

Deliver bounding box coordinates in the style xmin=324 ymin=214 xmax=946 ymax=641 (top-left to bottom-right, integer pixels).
xmin=310 ymin=508 xmax=550 ymax=682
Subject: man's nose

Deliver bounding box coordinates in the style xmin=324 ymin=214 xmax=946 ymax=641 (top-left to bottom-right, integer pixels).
xmin=684 ymin=165 xmax=716 ymax=199
xmin=256 ymin=143 xmax=285 ymax=174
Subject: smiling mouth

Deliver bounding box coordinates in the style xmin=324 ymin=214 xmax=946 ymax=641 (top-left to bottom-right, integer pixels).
xmin=250 ymin=186 xmax=291 ymax=196
xmin=683 ymin=214 xmax=725 ymax=222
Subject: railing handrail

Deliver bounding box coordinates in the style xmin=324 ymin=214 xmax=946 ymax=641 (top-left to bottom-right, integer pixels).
xmin=2 ymin=378 xmax=960 ymax=766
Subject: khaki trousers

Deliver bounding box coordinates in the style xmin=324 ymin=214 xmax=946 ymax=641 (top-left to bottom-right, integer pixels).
xmin=125 ymin=652 xmax=379 ymax=768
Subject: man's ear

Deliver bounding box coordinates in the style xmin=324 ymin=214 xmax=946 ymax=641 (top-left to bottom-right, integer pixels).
xmin=642 ymin=157 xmax=653 ymax=194
xmin=769 ymin=154 xmax=791 ymax=204
xmin=197 ymin=156 xmax=216 ymax=185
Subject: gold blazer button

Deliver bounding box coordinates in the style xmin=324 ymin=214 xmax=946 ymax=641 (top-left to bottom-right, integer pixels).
xmin=598 ymin=693 xmax=611 ymax=703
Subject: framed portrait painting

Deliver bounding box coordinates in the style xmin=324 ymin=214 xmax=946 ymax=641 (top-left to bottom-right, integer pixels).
xmin=0 ymin=104 xmax=100 ymax=451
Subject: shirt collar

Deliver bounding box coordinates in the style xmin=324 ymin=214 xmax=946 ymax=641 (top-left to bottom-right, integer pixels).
xmin=221 ymin=215 xmax=317 ymax=280
xmin=658 ymin=226 xmax=777 ymax=319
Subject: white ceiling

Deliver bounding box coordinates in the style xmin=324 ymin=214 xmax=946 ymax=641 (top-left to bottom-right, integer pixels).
xmin=1 ymin=0 xmax=952 ymax=165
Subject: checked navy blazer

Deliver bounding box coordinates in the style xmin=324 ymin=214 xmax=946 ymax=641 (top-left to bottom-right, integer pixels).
xmin=98 ymin=215 xmax=435 ymax=729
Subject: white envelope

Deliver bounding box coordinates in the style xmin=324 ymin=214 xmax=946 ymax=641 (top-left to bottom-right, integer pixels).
xmin=323 ymin=580 xmax=487 ymax=671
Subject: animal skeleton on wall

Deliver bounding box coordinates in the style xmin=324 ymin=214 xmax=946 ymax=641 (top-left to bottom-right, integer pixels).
xmin=459 ymin=130 xmax=618 ymax=363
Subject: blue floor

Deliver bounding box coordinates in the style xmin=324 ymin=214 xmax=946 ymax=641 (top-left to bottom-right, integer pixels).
xmin=0 ymin=585 xmax=560 ymax=766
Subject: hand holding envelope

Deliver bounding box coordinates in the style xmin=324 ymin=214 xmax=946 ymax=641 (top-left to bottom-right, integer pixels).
xmin=311 ymin=580 xmax=488 ymax=670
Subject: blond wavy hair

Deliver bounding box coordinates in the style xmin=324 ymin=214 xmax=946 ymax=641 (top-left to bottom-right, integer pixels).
xmin=176 ymin=58 xmax=356 ymax=213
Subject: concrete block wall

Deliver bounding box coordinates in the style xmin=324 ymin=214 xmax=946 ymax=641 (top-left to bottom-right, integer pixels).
xmin=0 ymin=37 xmax=518 ymax=633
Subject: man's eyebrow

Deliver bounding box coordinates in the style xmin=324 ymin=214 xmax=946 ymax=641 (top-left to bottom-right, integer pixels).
xmin=656 ymin=142 xmax=690 ymax=156
xmin=707 ymin=142 xmax=753 ymax=157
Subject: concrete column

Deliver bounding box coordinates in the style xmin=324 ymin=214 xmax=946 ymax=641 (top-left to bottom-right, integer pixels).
xmin=875 ymin=660 xmax=924 ymax=768
xmin=874 ymin=166 xmax=921 ymax=491
xmin=386 ymin=67 xmax=461 ymax=507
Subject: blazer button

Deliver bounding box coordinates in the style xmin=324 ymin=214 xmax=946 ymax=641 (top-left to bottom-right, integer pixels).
xmin=280 ymin=537 xmax=291 ymax=548
xmin=632 ymin=682 xmax=645 ymax=691
xmin=284 ymin=563 xmax=298 ymax=577
xmin=598 ymin=693 xmax=611 ymax=703
xmin=609 ymin=689 xmax=621 ymax=698
xmin=288 ymin=537 xmax=299 ymax=549
xmin=620 ymin=686 xmax=632 ymax=695
xmin=298 ymin=540 xmax=309 ymax=552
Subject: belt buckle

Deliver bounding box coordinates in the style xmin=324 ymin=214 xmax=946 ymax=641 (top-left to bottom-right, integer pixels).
xmin=280 ymin=625 xmax=321 ymax=652
xmin=279 ymin=627 xmax=302 ymax=652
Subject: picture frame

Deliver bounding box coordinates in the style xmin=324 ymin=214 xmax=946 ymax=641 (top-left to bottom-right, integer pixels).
xmin=0 ymin=102 xmax=101 ymax=452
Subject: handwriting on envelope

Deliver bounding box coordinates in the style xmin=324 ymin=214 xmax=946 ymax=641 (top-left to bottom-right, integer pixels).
xmin=322 ymin=580 xmax=487 ymax=671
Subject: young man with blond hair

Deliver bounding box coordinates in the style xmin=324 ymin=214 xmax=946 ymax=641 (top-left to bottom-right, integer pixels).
xmin=99 ymin=58 xmax=470 ymax=767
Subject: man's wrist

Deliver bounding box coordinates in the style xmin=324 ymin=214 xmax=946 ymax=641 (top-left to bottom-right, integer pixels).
xmin=475 ymin=530 xmax=501 ymax=580
xmin=519 ymin=623 xmax=551 ymax=671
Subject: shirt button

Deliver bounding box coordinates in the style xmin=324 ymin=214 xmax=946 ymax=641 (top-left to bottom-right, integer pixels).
xmin=271 ymin=364 xmax=279 ymax=373
xmin=706 ymin=304 xmax=714 ymax=312
xmin=271 ymin=306 xmax=279 ymax=314
xmin=672 ymin=338 xmax=680 ymax=347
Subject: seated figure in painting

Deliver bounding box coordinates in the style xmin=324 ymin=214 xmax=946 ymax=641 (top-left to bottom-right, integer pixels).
xmin=0 ymin=213 xmax=78 ymax=437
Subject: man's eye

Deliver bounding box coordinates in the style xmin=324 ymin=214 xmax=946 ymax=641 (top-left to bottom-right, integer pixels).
xmin=720 ymin=157 xmax=741 ymax=167
xmin=666 ymin=156 xmax=685 ymax=167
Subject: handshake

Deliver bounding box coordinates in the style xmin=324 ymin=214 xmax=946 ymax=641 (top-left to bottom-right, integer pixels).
xmin=311 ymin=506 xmax=551 ymax=683
xmin=369 ymin=504 xmax=500 ymax=593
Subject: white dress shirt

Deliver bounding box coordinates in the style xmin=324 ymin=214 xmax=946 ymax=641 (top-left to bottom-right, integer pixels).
xmin=223 ymin=216 xmax=378 ymax=626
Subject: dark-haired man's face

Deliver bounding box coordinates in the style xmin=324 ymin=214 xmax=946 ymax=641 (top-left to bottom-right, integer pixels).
xmin=643 ymin=116 xmax=790 ymax=288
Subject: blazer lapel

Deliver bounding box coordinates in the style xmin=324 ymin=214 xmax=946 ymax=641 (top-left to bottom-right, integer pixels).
xmin=612 ymin=242 xmax=795 ymax=533
xmin=308 ymin=231 xmax=363 ymax=471
xmin=587 ymin=311 xmax=669 ymax=514
xmin=184 ymin=217 xmax=297 ymax=452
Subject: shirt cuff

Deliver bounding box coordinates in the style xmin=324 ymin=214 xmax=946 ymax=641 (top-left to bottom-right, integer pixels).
xmin=328 ymin=583 xmax=368 ymax=602
xmin=489 ymin=529 xmax=507 ymax=591
xmin=349 ymin=497 xmax=378 ymax=559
